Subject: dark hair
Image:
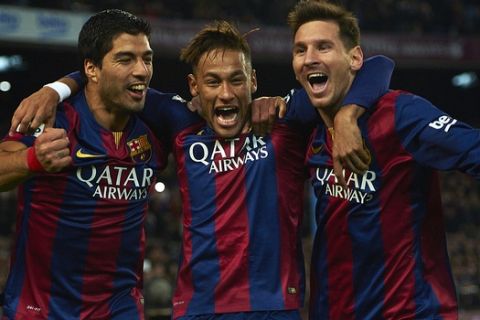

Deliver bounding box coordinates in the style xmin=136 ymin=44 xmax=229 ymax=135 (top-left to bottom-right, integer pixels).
xmin=287 ymin=0 xmax=360 ymax=49
xmin=180 ymin=20 xmax=252 ymax=73
xmin=78 ymin=9 xmax=151 ymax=76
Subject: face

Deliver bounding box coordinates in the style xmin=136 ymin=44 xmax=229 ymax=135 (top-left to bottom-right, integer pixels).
xmin=86 ymin=33 xmax=153 ymax=114
xmin=188 ymin=49 xmax=257 ymax=138
xmin=292 ymin=20 xmax=362 ymax=115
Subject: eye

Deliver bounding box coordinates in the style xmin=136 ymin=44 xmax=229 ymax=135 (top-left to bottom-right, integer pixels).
xmin=144 ymin=55 xmax=153 ymax=65
xmin=318 ymin=43 xmax=332 ymax=52
xmin=205 ymin=78 xmax=220 ymax=87
xmin=118 ymin=57 xmax=132 ymax=64
xmin=231 ymin=76 xmax=245 ymax=85
xmin=293 ymin=46 xmax=306 ymax=55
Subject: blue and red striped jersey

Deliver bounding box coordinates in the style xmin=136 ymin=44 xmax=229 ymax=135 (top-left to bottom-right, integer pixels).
xmin=306 ymin=90 xmax=480 ymax=319
xmin=2 ymin=91 xmax=167 ymax=320
xmin=170 ymin=116 xmax=312 ymax=318
xmin=137 ymin=55 xmax=393 ymax=318
xmin=138 ymin=88 xmax=316 ymax=318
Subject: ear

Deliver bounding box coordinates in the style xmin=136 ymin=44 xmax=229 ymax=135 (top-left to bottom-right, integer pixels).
xmin=349 ymin=46 xmax=363 ymax=71
xmin=187 ymin=73 xmax=199 ymax=97
xmin=251 ymin=69 xmax=258 ymax=94
xmin=84 ymin=59 xmax=98 ymax=83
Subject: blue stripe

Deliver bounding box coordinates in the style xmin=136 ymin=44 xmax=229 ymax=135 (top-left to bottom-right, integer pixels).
xmin=110 ymin=200 xmax=143 ymax=320
xmin=3 ymin=180 xmax=35 ymax=318
xmin=310 ymin=213 xmax=329 ymax=320
xmin=349 ymin=136 xmax=386 ymax=320
xmin=244 ymin=136 xmax=283 ymax=309
xmin=409 ymin=167 xmax=442 ymax=318
xmin=184 ymin=137 xmax=220 ymax=314
xmin=309 ymin=129 xmax=331 ymax=319
xmin=48 ymin=177 xmax=92 ymax=319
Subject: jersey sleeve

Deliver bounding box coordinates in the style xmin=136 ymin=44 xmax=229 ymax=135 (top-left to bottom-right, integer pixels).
xmin=141 ymin=88 xmax=203 ymax=142
xmin=343 ymin=55 xmax=395 ymax=109
xmin=395 ymin=92 xmax=480 ymax=178
xmin=66 ymin=71 xmax=84 ymax=86
xmin=283 ymin=55 xmax=395 ymax=127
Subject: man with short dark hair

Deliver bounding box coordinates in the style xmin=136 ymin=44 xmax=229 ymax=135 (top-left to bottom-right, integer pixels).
xmin=0 ymin=9 xmax=166 ymax=319
xmin=288 ymin=1 xmax=480 ymax=319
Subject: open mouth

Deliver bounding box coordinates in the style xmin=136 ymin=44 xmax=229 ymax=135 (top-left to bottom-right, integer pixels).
xmin=215 ymin=106 xmax=239 ymax=126
xmin=127 ymin=83 xmax=147 ymax=98
xmin=308 ymin=73 xmax=328 ymax=91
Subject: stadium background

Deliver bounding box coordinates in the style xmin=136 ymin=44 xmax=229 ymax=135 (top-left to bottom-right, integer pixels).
xmin=0 ymin=1 xmax=479 ymax=319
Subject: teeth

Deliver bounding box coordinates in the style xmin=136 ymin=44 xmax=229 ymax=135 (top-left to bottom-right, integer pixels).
xmin=308 ymin=73 xmax=327 ymax=80
xmin=130 ymin=84 xmax=146 ymax=91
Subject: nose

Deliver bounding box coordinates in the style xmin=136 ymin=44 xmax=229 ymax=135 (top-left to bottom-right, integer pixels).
xmin=133 ymin=59 xmax=151 ymax=79
xmin=219 ymin=82 xmax=234 ymax=101
xmin=304 ymin=47 xmax=319 ymax=66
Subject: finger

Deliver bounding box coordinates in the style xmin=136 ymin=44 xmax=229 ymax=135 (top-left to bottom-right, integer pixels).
xmin=277 ymin=98 xmax=287 ymax=119
xmin=333 ymin=157 xmax=347 ymax=189
xmin=29 ymin=113 xmax=46 ymax=132
xmin=45 ymin=156 xmax=72 ymax=173
xmin=359 ymin=143 xmax=372 ymax=166
xmin=45 ymin=116 xmax=56 ymax=129
xmin=9 ymin=112 xmax=23 ymax=135
xmin=251 ymin=100 xmax=261 ymax=134
xmin=13 ymin=112 xmax=34 ymax=134
xmin=42 ymin=128 xmax=67 ymax=140
xmin=267 ymin=102 xmax=276 ymax=134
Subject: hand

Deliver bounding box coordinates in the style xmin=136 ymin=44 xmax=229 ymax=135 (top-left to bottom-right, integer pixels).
xmin=34 ymin=128 xmax=72 ymax=172
xmin=9 ymin=86 xmax=59 ymax=136
xmin=332 ymin=104 xmax=370 ymax=187
xmin=187 ymin=96 xmax=201 ymax=113
xmin=251 ymin=96 xmax=286 ymax=136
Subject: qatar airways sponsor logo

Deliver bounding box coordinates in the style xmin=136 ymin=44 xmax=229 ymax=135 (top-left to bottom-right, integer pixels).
xmin=315 ymin=168 xmax=376 ymax=204
xmin=189 ymin=135 xmax=268 ymax=174
xmin=76 ymin=165 xmax=154 ymax=200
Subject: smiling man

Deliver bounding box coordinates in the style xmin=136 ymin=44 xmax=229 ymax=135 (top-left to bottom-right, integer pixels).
xmin=287 ymin=1 xmax=480 ymax=319
xmin=0 ymin=10 xmax=167 ymax=319
xmin=185 ymin=46 xmax=255 ymax=138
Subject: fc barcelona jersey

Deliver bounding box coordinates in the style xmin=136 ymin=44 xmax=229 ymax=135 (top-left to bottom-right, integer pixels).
xmin=307 ymin=90 xmax=480 ymax=319
xmin=2 ymin=91 xmax=167 ymax=320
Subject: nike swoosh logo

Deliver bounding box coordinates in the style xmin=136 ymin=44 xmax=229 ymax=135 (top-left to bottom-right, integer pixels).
xmin=311 ymin=144 xmax=323 ymax=154
xmin=76 ymin=148 xmax=107 ymax=159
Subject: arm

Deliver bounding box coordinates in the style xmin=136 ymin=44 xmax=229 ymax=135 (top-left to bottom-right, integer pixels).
xmin=250 ymin=96 xmax=287 ymax=136
xmin=332 ymin=55 xmax=395 ymax=185
xmin=9 ymin=72 xmax=82 ymax=135
xmin=396 ymin=93 xmax=480 ymax=179
xmin=0 ymin=128 xmax=72 ymax=191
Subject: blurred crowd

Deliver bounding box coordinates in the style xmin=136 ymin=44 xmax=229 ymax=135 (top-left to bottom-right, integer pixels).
xmin=2 ymin=0 xmax=480 ymax=35
xmin=0 ymin=162 xmax=479 ymax=318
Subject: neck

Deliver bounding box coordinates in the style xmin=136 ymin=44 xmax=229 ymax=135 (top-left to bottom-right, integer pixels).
xmin=317 ymin=104 xmax=340 ymax=128
xmin=84 ymin=87 xmax=130 ymax=132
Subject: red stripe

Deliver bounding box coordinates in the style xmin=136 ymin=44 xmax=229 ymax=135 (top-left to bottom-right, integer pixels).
xmin=79 ymin=199 xmax=124 ymax=319
xmin=171 ymin=142 xmax=194 ymax=318
xmin=367 ymin=93 xmax=417 ymax=317
xmin=420 ymin=173 xmax=457 ymax=316
xmin=326 ymin=200 xmax=356 ymax=319
xmin=213 ymin=137 xmax=250 ymax=312
xmin=323 ymin=132 xmax=356 ymax=319
xmin=79 ymin=131 xmax=128 ymax=319
xmin=272 ymin=124 xmax=306 ymax=308
xmin=16 ymin=174 xmax=68 ymax=319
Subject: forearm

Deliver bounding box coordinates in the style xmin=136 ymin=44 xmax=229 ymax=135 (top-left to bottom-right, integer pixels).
xmin=0 ymin=145 xmax=31 ymax=191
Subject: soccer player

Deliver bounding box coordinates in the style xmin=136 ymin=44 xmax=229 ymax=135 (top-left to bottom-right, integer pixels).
xmin=7 ymin=20 xmax=393 ymax=320
xmin=0 ymin=9 xmax=167 ymax=319
xmin=287 ymin=1 xmax=480 ymax=319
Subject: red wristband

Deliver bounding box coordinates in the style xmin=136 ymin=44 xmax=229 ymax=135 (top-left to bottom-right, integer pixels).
xmin=26 ymin=147 xmax=46 ymax=172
